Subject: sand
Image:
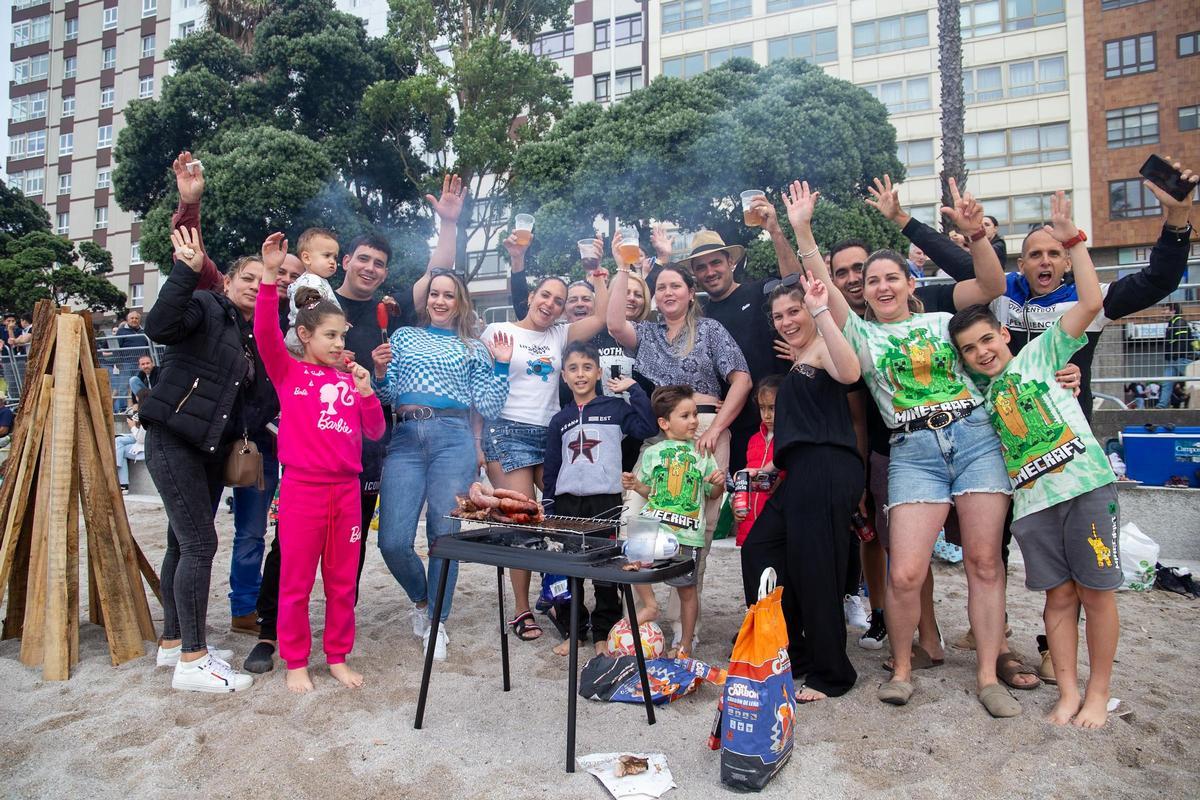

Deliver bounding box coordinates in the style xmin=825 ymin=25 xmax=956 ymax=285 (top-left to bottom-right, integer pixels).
xmin=1 ymin=497 xmax=1198 ymax=800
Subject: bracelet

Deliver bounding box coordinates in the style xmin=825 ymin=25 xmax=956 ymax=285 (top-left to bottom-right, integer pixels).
xmin=616 ymin=268 xmax=631 ymax=274
xmin=798 ymin=246 xmax=820 ymax=259
xmin=811 ymin=305 xmax=830 ymax=319
xmin=969 ymin=228 xmax=987 ymax=242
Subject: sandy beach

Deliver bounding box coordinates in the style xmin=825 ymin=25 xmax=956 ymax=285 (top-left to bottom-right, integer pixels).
xmin=1 ymin=497 xmax=1198 ymax=800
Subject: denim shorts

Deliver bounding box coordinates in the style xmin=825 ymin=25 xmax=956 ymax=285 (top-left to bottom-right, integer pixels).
xmin=482 ymin=418 xmax=548 ymax=474
xmin=886 ymin=405 xmax=1011 ymax=511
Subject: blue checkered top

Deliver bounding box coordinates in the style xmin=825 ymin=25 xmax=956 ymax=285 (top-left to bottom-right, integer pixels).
xmin=373 ymin=326 xmax=509 ymax=417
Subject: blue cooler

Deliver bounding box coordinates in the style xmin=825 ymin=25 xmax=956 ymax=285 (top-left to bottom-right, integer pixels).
xmin=1121 ymin=426 xmax=1200 ymax=487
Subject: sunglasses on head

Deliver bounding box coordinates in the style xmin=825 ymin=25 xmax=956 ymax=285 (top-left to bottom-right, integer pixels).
xmin=762 ymin=273 xmax=801 ymax=295
xmin=430 ymin=267 xmax=467 ymax=281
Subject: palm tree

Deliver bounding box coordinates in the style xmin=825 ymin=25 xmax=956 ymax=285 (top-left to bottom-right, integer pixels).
xmin=205 ymin=0 xmax=278 ymax=51
xmin=937 ymin=0 xmax=967 ymax=232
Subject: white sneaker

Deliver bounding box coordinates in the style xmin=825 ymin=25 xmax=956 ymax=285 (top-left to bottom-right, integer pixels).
xmin=171 ymin=653 xmax=253 ymax=693
xmin=156 ymin=644 xmax=234 ymax=668
xmin=423 ymin=625 xmax=448 ymax=661
xmin=410 ymin=605 xmax=431 ymax=639
xmin=843 ymin=595 xmax=869 ymax=631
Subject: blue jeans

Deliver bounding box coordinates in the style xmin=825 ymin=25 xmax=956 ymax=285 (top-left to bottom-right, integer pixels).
xmin=378 ymin=415 xmax=476 ymax=622
xmin=228 ymin=441 xmax=280 ymax=618
xmin=1157 ymin=357 xmax=1192 ymax=408
xmin=114 ymin=434 xmax=139 ymax=485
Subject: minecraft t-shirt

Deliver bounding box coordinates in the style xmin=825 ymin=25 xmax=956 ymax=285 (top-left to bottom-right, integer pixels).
xmin=636 ymin=439 xmax=719 ymax=548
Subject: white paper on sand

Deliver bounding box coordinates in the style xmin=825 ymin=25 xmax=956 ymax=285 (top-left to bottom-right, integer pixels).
xmin=577 ymin=753 xmax=675 ymax=800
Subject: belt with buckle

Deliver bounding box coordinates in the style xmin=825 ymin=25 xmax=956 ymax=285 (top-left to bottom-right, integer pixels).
xmin=394 ymin=405 xmax=470 ymax=423
xmin=897 ymin=406 xmax=974 ymax=434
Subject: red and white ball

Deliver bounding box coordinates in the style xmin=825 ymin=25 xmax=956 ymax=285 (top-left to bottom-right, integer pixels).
xmin=606 ymin=619 xmax=665 ymax=658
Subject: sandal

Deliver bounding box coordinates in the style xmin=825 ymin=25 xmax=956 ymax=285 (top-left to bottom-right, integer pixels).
xmin=883 ymin=644 xmax=944 ymax=673
xmin=996 ymin=652 xmax=1041 ymax=691
xmin=508 ymin=611 xmax=543 ymax=641
xmin=978 ymin=683 xmax=1021 ymax=718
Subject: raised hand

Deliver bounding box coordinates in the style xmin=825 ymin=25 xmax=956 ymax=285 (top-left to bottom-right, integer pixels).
xmin=589 ymin=264 xmax=609 ymax=287
xmin=502 ymin=231 xmax=529 ymax=260
xmin=783 ymin=180 xmax=820 ymax=232
xmin=773 ymin=338 xmax=797 ymax=363
xmin=650 ymin=223 xmax=675 ymax=263
xmin=425 ymin=173 xmax=465 ymax=223
xmin=753 ymin=196 xmax=780 ymax=233
xmin=259 ymin=231 xmax=288 ymax=274
xmin=346 ymin=360 xmax=374 ymax=397
xmin=1042 ymin=190 xmax=1079 ymax=245
xmin=170 ymin=227 xmax=205 ymax=272
xmin=486 ymin=330 xmax=514 ymax=364
xmin=1145 ymin=156 xmax=1199 ymax=215
xmin=172 ymin=151 xmax=204 ymax=204
xmin=611 ymin=230 xmax=630 ymax=268
xmin=865 ymin=175 xmax=906 ymax=225
xmin=797 ymin=270 xmax=829 ymax=313
xmin=938 ymin=178 xmax=983 ymax=234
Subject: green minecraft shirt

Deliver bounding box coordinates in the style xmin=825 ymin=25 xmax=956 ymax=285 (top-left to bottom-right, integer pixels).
xmin=980 ymin=321 xmax=1116 ymax=520
xmin=637 ymin=439 xmax=719 ymax=548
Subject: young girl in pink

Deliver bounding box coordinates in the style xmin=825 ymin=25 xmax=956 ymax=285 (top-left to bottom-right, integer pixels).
xmin=256 ymin=232 xmax=386 ymax=694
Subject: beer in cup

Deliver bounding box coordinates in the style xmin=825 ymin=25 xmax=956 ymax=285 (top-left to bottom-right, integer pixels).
xmin=513 ymin=213 xmax=535 ymax=246
xmin=740 ymin=190 xmax=767 ymax=227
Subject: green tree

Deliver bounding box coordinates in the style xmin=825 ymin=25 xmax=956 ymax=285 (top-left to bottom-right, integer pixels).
xmin=0 ymin=229 xmax=125 ymax=314
xmin=361 ymin=0 xmax=573 ymax=280
xmin=114 ymin=0 xmax=430 ymax=294
xmin=0 ymin=182 xmax=52 ymax=252
xmin=511 ymin=59 xmax=908 ymax=277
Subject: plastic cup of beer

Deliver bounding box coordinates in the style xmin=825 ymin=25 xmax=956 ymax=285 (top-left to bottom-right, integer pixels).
xmin=618 ymin=226 xmax=641 ymax=264
xmin=740 ymin=190 xmax=767 ymax=227
xmin=513 ymin=213 xmax=535 ymax=246
xmin=578 ymin=238 xmax=599 ymax=266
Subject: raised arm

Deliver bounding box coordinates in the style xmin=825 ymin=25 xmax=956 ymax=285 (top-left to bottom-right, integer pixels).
xmin=800 ymin=271 xmax=860 ymax=384
xmin=759 ymin=195 xmax=803 ymax=279
xmin=144 ymin=227 xmax=207 ymax=345
xmin=566 ymin=243 xmax=609 ymax=342
xmin=255 ymin=232 xmax=295 ymax=385
xmin=501 ymin=229 xmax=532 ymax=320
xmin=412 ymin=174 xmax=465 ymax=309
xmin=1043 ymin=192 xmax=1102 ymax=338
xmin=170 ymin=151 xmax=222 ymax=291
xmin=866 ymin=174 xmax=976 ymax=282
xmin=938 ymin=180 xmax=1006 ymax=308
xmin=606 ymin=232 xmax=640 ymax=350
xmin=784 ymin=180 xmax=849 ymax=328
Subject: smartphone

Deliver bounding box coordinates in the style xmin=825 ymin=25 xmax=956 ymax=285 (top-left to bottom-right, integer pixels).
xmin=610 ymin=364 xmax=621 ymax=380
xmin=1139 ymin=155 xmax=1195 ymax=202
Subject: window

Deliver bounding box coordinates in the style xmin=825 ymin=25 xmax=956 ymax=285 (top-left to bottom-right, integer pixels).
xmin=98 ymin=125 xmax=114 ymax=149
xmin=14 ymin=54 xmax=50 ymax=85
xmin=1101 ymin=0 xmax=1151 ymax=8
xmin=95 ymin=206 xmax=109 ymax=230
xmin=14 ymin=0 xmax=50 ymax=9
xmin=59 ymin=133 xmax=74 ymax=156
xmin=130 ymin=283 xmax=145 ymax=308
xmin=56 ymin=213 xmax=70 ymax=236
xmin=178 ymin=20 xmax=197 ymax=38
xmin=23 ymin=169 xmax=45 ymax=197
xmin=65 ymin=18 xmax=78 ymax=40
xmin=96 ymin=169 xmax=112 ymax=189
xmin=64 ymin=56 xmax=77 ymax=79
xmin=766 ymin=0 xmax=831 ymax=11
xmin=964 ymin=122 xmax=1069 ymax=170
xmin=767 ymin=28 xmax=838 ymax=65
xmin=103 ymin=47 xmax=117 ymax=70
xmin=963 ymin=56 xmax=1068 ymax=105
xmin=130 ymin=241 xmax=142 ymax=264
xmin=663 ymin=45 xmax=753 ymax=78
xmin=11 ymin=92 xmax=49 ymax=122
xmin=141 ymin=35 xmax=157 ymax=59
xmin=661 ymin=0 xmax=751 ymax=34
xmin=62 ymin=95 xmax=76 ymax=117
xmin=1181 ymin=105 xmax=1199 ymax=132
xmin=980 ymin=193 xmax=1068 ymax=236
xmin=1106 ymin=104 xmax=1158 ymax=148
xmin=142 ymin=0 xmax=157 ymax=18
xmin=961 ymin=0 xmax=1064 ymax=38
xmin=8 ymin=137 xmax=25 ymax=159
xmin=26 ymin=130 xmax=47 ymax=157
xmin=852 ymin=13 xmax=929 ymax=57
xmin=594 ymin=68 xmax=643 ymax=103
xmin=1109 ymin=178 xmax=1160 ymax=219
xmin=909 ymin=204 xmax=938 ymax=226
xmin=595 ymin=15 xmax=643 ymax=48
xmin=59 ymin=173 xmax=72 ymax=195
xmin=862 ymin=76 xmax=932 ymax=114
xmin=897 ymin=139 xmax=935 ymax=177
xmin=103 ymin=7 xmax=118 ymax=29
xmin=139 ymin=76 xmax=155 ymax=98
xmin=14 ymin=16 xmax=51 ymax=47
xmin=531 ymin=29 xmax=573 ymax=59
xmin=100 ymin=86 xmax=115 ymax=109
xmin=1105 ymin=34 xmax=1155 ymax=78
xmin=1179 ymin=32 xmax=1199 ymax=58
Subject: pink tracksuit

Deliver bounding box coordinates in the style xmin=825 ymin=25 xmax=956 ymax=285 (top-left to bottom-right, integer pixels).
xmin=255 ymin=290 xmax=386 ymax=669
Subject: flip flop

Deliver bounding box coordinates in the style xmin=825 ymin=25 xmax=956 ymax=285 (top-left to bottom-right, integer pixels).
xmin=996 ymin=652 xmax=1041 ymax=690
xmin=978 ymin=683 xmax=1021 ymax=718
xmin=508 ymin=610 xmax=543 ymax=641
xmin=877 ymin=679 xmax=915 ymax=706
xmin=882 ymin=644 xmax=944 ymax=673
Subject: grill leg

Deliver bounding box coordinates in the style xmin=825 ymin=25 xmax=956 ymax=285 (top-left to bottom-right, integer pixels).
xmin=414 ymin=558 xmax=451 ymax=730
xmin=565 ymin=576 xmax=582 ymax=773
xmin=497 ymin=566 xmax=510 ymax=692
xmin=622 ymin=583 xmax=657 ymax=726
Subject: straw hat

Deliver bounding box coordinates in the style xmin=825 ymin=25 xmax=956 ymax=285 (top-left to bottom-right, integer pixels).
xmin=676 ymin=230 xmax=745 ymax=270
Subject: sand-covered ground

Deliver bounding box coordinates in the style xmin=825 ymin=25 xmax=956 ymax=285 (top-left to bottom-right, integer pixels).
xmin=2 ymin=497 xmax=1198 ymax=799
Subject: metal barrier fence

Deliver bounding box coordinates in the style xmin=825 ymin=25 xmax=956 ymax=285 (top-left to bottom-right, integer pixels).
xmin=3 ymin=332 xmax=165 ymax=411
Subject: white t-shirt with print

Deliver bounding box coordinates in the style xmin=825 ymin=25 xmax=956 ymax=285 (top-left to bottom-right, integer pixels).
xmin=480 ymin=321 xmax=570 ymax=427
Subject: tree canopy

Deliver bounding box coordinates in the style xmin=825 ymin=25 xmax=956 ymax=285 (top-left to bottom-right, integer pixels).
xmin=510 ymin=58 xmax=910 ymax=277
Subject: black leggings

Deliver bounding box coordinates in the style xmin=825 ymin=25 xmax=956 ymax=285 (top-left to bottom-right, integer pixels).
xmin=740 ymin=445 xmax=863 ymax=697
xmin=549 ymin=493 xmax=624 ymax=643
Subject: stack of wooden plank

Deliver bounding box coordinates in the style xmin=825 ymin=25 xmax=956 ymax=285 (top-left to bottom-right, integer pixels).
xmin=0 ymin=301 xmax=160 ymax=680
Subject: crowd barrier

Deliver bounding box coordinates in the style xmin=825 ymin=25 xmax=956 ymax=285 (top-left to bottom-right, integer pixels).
xmin=2 ymin=332 xmax=164 ymax=412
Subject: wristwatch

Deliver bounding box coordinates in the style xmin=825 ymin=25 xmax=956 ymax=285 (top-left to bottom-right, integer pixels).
xmin=1060 ymin=229 xmax=1087 ymax=249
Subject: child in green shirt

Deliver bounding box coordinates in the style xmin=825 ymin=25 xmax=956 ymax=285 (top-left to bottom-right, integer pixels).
xmin=950 ymin=191 xmax=1120 ymax=729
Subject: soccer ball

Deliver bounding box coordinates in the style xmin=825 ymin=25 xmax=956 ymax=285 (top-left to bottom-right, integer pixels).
xmin=606 ymin=619 xmax=665 ymax=659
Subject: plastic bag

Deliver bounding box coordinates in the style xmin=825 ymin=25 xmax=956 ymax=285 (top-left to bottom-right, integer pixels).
xmin=932 ymin=530 xmax=964 ymax=564
xmin=579 ymin=655 xmax=707 ymax=705
xmin=1119 ymin=522 xmax=1158 ymax=592
xmin=712 ymin=496 xmax=733 ymax=540
xmin=714 ymin=568 xmax=796 ymax=791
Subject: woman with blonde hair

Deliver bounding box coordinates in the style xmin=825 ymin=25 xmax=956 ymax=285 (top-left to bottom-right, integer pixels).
xmin=374 ymin=268 xmax=514 ymax=661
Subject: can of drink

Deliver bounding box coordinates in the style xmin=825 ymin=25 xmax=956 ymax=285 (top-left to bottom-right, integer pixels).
xmin=731 ymin=470 xmax=750 ymax=515
xmin=851 ymin=511 xmax=877 ymax=543
xmin=750 ymin=471 xmax=776 ymax=492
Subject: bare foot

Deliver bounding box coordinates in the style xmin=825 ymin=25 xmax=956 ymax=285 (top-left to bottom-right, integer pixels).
xmin=552 ymin=639 xmax=573 ymax=657
xmin=330 ymin=662 xmax=364 ymax=689
xmin=594 ymin=641 xmax=609 ymax=657
xmin=1046 ymin=691 xmax=1081 ymax=725
xmin=636 ymin=605 xmax=659 ymax=625
xmin=286 ymin=667 xmax=314 ymax=694
xmin=798 ymin=685 xmax=828 ymax=703
xmin=1072 ymin=694 xmax=1109 ymax=729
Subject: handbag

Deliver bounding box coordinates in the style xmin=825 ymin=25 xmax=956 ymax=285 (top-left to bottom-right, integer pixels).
xmin=224 ymin=433 xmax=264 ymax=489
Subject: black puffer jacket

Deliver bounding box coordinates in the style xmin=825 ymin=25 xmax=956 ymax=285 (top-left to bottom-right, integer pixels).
xmin=140 ymin=262 xmax=278 ymax=455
